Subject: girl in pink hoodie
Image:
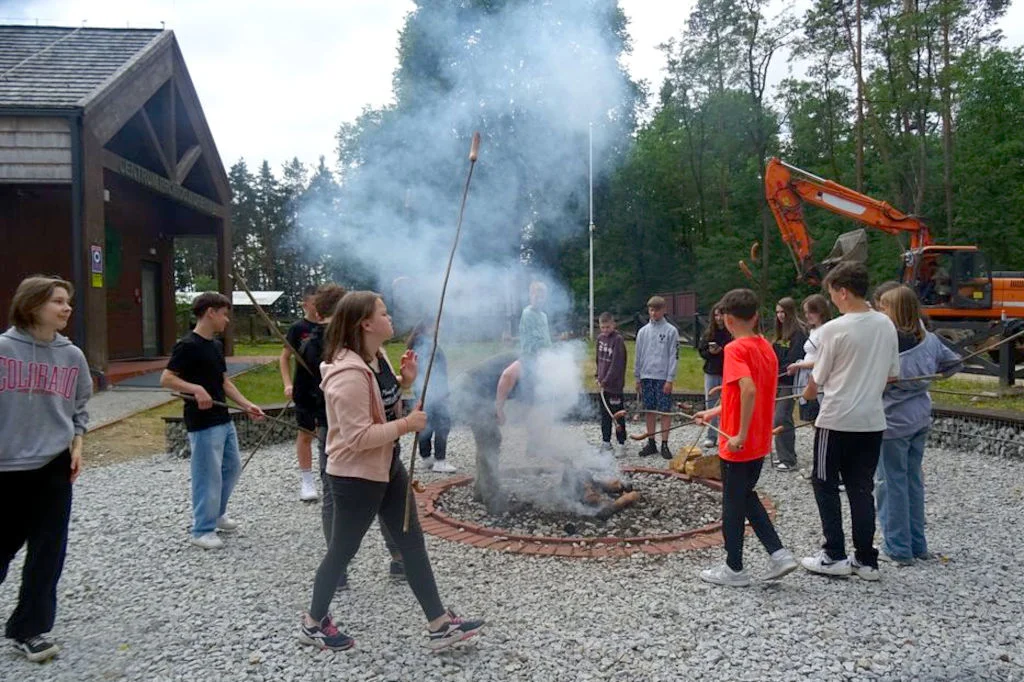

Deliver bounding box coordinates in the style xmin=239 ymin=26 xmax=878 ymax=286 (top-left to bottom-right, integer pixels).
xmin=298 ymin=291 xmax=484 ymax=652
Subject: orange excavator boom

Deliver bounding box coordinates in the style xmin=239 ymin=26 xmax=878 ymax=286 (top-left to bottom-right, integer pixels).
xmin=764 ymin=158 xmax=933 ymax=282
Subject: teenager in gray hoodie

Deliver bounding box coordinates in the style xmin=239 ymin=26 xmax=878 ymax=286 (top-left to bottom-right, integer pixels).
xmin=0 ymin=275 xmax=92 ymax=663
xmin=634 ymin=296 xmax=679 ymax=459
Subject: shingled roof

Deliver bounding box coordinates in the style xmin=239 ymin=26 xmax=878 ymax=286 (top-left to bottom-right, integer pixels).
xmin=0 ymin=25 xmax=167 ymax=109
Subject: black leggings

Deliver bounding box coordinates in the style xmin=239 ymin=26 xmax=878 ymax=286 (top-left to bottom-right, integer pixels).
xmin=0 ymin=451 xmax=73 ymax=641
xmin=309 ymin=452 xmax=444 ymax=622
xmin=317 ymin=427 xmax=399 ymax=560
xmin=720 ymin=457 xmax=783 ymax=571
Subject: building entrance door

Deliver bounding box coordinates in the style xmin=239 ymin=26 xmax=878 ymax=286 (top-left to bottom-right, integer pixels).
xmin=141 ymin=262 xmax=161 ymax=357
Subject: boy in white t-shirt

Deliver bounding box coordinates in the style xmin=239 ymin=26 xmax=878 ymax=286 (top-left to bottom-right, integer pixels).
xmin=800 ymin=263 xmax=900 ymax=581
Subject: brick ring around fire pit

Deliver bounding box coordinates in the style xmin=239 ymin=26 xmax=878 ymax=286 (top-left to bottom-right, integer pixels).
xmin=414 ymin=466 xmax=776 ymax=558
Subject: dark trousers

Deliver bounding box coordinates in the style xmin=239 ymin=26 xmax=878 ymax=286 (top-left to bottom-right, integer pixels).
xmin=418 ymin=402 xmax=451 ymax=461
xmin=310 ymin=452 xmax=443 ymax=622
xmin=0 ymin=451 xmax=73 ymax=641
xmin=599 ymin=391 xmax=626 ymax=445
xmin=773 ymin=385 xmax=797 ymax=466
xmin=720 ymin=457 xmax=782 ymax=571
xmin=812 ymin=427 xmax=883 ymax=568
xmin=316 ymin=427 xmax=399 ymax=560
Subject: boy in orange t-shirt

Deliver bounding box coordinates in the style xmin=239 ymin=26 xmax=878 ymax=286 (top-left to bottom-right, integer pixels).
xmin=694 ymin=289 xmax=798 ymax=586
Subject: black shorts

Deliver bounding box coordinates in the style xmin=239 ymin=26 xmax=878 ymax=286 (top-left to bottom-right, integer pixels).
xmin=293 ymin=403 xmax=317 ymax=431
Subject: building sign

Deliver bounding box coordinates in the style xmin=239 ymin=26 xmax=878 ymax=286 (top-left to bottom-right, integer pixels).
xmin=90 ymin=244 xmax=103 ymax=273
xmin=90 ymin=244 xmax=104 ymax=287
xmin=117 ymin=158 xmax=221 ymax=216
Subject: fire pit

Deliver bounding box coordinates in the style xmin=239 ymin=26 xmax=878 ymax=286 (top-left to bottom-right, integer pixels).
xmin=414 ymin=467 xmax=769 ymax=558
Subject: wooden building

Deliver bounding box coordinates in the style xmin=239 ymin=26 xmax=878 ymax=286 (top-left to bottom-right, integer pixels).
xmin=0 ymin=25 xmax=233 ymax=381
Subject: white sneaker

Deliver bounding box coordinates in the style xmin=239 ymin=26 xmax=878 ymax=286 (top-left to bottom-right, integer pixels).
xmin=700 ymin=563 xmax=750 ymax=587
xmin=432 ymin=460 xmax=457 ymax=474
xmin=600 ymin=442 xmax=613 ymax=452
xmin=702 ymin=438 xmax=716 ymax=449
xmin=420 ymin=457 xmax=435 ymax=469
xmin=300 ymin=479 xmax=319 ymax=501
xmin=801 ymin=550 xmax=851 ymax=576
xmin=615 ymin=443 xmax=628 ymax=457
xmin=764 ymin=548 xmax=799 ymax=580
xmin=850 ymin=558 xmax=881 ymax=581
xmin=216 ymin=515 xmax=240 ymax=533
xmin=191 ymin=532 xmax=224 ymax=549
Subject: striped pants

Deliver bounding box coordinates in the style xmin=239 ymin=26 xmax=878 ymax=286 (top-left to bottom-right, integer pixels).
xmin=811 ymin=427 xmax=883 ymax=568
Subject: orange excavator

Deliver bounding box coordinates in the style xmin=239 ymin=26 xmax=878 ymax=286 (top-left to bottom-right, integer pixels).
xmin=755 ymin=157 xmax=1024 ymax=365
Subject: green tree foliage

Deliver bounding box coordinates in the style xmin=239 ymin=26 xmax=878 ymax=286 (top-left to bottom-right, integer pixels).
xmin=595 ymin=0 xmax=1019 ymax=318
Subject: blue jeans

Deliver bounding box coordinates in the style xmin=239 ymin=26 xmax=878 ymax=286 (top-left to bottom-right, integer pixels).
xmin=876 ymin=427 xmax=929 ymax=560
xmin=703 ymin=373 xmax=723 ymax=433
xmin=187 ymin=422 xmax=241 ymax=537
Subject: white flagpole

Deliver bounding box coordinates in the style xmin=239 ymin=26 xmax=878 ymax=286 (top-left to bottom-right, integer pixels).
xmin=589 ymin=122 xmax=595 ymax=341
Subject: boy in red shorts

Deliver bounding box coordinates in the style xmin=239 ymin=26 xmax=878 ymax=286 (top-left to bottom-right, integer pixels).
xmin=694 ymin=289 xmax=798 ymax=586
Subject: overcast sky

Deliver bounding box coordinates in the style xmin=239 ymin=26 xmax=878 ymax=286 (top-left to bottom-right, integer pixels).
xmin=5 ymin=0 xmax=1024 ymax=172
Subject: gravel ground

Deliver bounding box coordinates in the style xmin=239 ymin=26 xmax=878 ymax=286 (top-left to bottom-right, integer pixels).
xmin=2 ymin=422 xmax=1023 ymax=681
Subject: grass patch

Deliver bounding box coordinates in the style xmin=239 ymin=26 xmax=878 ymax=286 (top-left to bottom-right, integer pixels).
xmin=930 ymin=377 xmax=1024 ymax=412
xmin=232 ymin=341 xmax=283 ymax=357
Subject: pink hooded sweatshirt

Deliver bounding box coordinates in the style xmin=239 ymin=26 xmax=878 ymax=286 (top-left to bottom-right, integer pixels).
xmin=320 ymin=348 xmax=405 ymax=482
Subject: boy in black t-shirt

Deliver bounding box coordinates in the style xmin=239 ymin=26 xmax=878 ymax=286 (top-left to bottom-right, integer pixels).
xmin=161 ymin=293 xmax=265 ymax=550
xmin=281 ymin=286 xmax=321 ymax=501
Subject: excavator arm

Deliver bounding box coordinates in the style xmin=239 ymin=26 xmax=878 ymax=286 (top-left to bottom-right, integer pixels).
xmin=763 ymin=158 xmax=933 ymax=283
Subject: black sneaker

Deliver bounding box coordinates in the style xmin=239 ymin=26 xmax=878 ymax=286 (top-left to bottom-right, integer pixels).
xmin=12 ymin=635 xmax=59 ymax=662
xmin=427 ymin=610 xmax=485 ymax=651
xmin=298 ymin=614 xmax=355 ymax=651
xmin=638 ymin=440 xmax=658 ymax=457
xmin=389 ymin=560 xmax=407 ymax=583
xmin=336 ymin=574 xmax=349 ymax=593
xmin=660 ymin=442 xmax=673 ymax=460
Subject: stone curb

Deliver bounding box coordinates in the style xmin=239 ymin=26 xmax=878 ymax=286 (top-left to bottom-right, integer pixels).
xmin=416 ymin=465 xmax=776 ymax=558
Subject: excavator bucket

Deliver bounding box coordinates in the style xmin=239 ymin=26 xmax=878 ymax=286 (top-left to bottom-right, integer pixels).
xmin=821 ymin=229 xmax=869 ymax=271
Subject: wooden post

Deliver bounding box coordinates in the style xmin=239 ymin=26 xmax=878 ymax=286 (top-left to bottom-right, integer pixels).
xmin=1000 ymin=328 xmax=1015 ymax=389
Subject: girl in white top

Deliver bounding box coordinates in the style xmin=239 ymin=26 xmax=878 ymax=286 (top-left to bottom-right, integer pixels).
xmin=786 ymin=294 xmax=831 ymax=419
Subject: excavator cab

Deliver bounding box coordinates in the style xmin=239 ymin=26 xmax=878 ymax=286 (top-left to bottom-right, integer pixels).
xmin=906 ymin=247 xmax=993 ymax=310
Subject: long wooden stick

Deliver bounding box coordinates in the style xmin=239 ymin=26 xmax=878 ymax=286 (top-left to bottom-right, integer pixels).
xmin=232 ymin=269 xmax=314 ymax=376
xmin=890 ymin=327 xmax=1024 ymax=384
xmin=172 ymin=392 xmax=313 ymax=436
xmin=599 ymin=390 xmax=626 ymax=434
xmin=231 ymin=269 xmax=314 ymax=472
xmin=404 ymin=132 xmax=481 ymax=532
xmin=631 ymin=409 xmax=735 ymax=441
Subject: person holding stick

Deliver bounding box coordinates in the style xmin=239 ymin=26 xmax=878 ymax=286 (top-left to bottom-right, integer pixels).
xmin=771 ymin=297 xmax=807 ymax=471
xmin=299 ymin=291 xmax=484 ymax=652
xmin=408 ymin=320 xmax=456 ymax=473
xmin=596 ymin=312 xmax=628 ymax=455
xmin=785 ymin=294 xmax=832 ymax=428
xmin=635 ymin=296 xmax=679 ymax=459
xmin=800 ymin=263 xmax=900 ymax=580
xmin=160 ymin=293 xmax=265 ymax=550
xmin=298 ymin=284 xmax=404 ymax=589
xmin=1 ymin=275 xmax=92 ymax=662
xmin=693 ymin=288 xmax=798 ymax=586
xmin=280 ymin=285 xmax=322 ymax=502
xmin=876 ymin=286 xmax=961 ymax=565
xmin=697 ymin=305 xmax=732 ymax=450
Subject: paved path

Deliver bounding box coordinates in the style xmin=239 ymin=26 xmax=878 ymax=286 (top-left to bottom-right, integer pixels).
xmin=88 ymin=356 xmax=277 ymax=430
